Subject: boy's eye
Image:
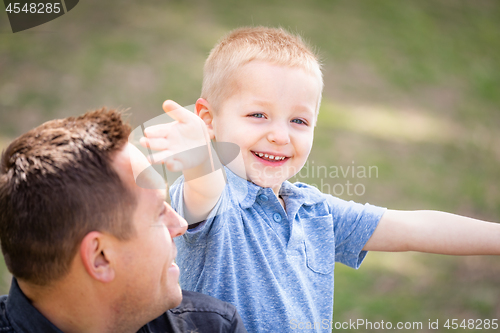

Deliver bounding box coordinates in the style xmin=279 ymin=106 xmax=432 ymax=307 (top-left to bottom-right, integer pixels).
xmin=291 ymin=118 xmax=308 ymax=125
xmin=249 ymin=113 xmax=265 ymax=119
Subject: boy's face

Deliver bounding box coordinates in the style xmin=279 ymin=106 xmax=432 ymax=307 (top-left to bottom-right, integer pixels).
xmin=208 ymin=61 xmax=321 ymax=191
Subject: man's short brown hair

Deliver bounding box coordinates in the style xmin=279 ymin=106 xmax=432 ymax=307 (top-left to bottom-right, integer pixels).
xmin=0 ymin=108 xmax=136 ymax=286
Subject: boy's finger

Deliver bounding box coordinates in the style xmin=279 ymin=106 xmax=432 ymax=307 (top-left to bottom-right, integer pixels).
xmin=139 ymin=137 xmax=170 ymax=151
xmin=165 ymin=159 xmax=183 ymax=172
xmin=162 ymin=100 xmax=194 ymax=123
xmin=146 ymin=150 xmax=175 ymax=165
xmin=143 ymin=123 xmax=172 ymax=138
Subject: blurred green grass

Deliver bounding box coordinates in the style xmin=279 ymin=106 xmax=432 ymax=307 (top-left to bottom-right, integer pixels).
xmin=1 ymin=0 xmax=499 ymax=331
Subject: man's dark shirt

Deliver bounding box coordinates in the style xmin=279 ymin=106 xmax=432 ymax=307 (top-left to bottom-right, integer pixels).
xmin=0 ymin=278 xmax=247 ymax=332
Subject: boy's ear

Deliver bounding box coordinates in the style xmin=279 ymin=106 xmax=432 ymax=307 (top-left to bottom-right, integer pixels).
xmin=80 ymin=231 xmax=115 ymax=283
xmin=195 ymin=98 xmax=216 ymax=140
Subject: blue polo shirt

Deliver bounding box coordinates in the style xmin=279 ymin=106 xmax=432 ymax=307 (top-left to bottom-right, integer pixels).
xmin=171 ymin=167 xmax=385 ymax=333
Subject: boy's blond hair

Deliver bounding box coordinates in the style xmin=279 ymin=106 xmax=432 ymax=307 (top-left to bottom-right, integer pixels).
xmin=201 ymin=26 xmax=323 ymax=112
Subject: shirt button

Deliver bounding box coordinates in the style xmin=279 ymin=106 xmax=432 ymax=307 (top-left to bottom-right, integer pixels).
xmin=273 ymin=213 xmax=282 ymax=222
xmin=259 ymin=194 xmax=268 ymax=202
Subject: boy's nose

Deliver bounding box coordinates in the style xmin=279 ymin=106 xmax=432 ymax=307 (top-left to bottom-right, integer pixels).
xmin=267 ymin=122 xmax=290 ymax=145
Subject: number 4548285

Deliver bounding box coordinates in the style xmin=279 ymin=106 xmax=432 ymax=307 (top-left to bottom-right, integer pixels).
xmin=444 ymin=319 xmax=498 ymax=330
xmin=5 ymin=3 xmax=61 ymax=14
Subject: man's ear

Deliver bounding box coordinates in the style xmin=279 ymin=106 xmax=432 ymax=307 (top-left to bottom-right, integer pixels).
xmin=195 ymin=98 xmax=216 ymax=140
xmin=80 ymin=231 xmax=115 ymax=283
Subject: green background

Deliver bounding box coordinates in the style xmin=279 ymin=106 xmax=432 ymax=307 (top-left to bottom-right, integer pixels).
xmin=1 ymin=1 xmax=499 ymax=332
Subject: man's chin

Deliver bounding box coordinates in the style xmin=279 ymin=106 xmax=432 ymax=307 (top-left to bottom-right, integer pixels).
xmin=166 ymin=263 xmax=182 ymax=306
xmin=169 ymin=284 xmax=183 ymax=309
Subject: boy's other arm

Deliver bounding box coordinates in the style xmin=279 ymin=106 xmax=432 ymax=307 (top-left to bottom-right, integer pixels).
xmin=142 ymin=100 xmax=226 ymax=224
xmin=363 ymin=210 xmax=500 ymax=255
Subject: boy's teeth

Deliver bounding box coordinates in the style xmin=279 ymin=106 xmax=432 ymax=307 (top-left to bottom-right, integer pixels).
xmin=254 ymin=151 xmax=286 ymax=161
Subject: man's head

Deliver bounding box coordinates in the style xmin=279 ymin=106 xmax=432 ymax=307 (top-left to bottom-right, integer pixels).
xmin=0 ymin=108 xmax=136 ymax=286
xmin=0 ymin=108 xmax=187 ymax=329
xmin=201 ymin=26 xmax=323 ymax=113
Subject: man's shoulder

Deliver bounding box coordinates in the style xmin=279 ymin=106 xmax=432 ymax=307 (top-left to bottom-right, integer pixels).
xmin=147 ymin=290 xmax=247 ymax=332
xmin=0 ymin=295 xmax=14 ymax=332
xmin=172 ymin=290 xmax=238 ymax=320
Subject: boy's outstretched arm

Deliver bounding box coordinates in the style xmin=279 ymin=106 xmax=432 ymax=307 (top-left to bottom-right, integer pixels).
xmin=141 ymin=100 xmax=226 ymax=224
xmin=363 ymin=210 xmax=500 ymax=255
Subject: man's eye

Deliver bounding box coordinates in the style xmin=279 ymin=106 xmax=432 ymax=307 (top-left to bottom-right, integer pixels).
xmin=291 ymin=118 xmax=307 ymax=125
xmin=160 ymin=203 xmax=167 ymax=216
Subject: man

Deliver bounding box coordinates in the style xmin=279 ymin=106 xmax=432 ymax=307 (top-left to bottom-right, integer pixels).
xmin=0 ymin=108 xmax=247 ymax=333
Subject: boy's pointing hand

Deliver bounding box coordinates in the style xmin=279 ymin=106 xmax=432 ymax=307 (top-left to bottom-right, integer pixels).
xmin=140 ymin=100 xmax=212 ymax=172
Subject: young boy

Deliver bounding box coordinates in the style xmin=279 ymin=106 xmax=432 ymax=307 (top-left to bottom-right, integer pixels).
xmin=141 ymin=27 xmax=500 ymax=332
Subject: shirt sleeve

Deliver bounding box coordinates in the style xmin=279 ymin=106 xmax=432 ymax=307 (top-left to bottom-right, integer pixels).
xmin=327 ymin=196 xmax=386 ymax=269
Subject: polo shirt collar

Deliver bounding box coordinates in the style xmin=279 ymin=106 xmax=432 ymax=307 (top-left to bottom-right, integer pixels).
xmin=224 ymin=167 xmax=325 ymax=209
xmin=6 ymin=278 xmax=64 ymax=333
xmin=224 ymin=167 xmax=261 ymax=209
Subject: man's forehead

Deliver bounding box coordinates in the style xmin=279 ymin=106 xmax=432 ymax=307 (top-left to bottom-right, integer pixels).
xmin=113 ymin=143 xmax=167 ymax=197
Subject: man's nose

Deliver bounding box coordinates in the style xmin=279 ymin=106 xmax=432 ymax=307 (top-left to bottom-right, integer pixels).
xmin=267 ymin=121 xmax=290 ymax=145
xmin=164 ymin=203 xmax=188 ymax=238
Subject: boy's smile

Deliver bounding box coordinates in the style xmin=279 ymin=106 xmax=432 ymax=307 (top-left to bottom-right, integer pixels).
xmin=251 ymin=151 xmax=289 ymax=164
xmin=200 ymin=61 xmax=321 ymax=195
